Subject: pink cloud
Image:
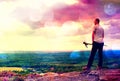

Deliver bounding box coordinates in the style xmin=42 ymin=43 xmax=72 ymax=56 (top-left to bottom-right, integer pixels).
xmin=104 ymin=18 xmax=120 ymax=39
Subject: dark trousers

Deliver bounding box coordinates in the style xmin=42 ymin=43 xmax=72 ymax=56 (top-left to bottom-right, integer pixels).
xmin=87 ymin=41 xmax=104 ymax=69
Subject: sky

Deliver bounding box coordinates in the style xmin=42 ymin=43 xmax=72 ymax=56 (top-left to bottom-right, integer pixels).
xmin=0 ymin=0 xmax=119 ymax=52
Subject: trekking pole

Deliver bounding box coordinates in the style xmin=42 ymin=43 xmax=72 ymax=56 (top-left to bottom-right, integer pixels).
xmin=83 ymin=41 xmax=107 ymax=48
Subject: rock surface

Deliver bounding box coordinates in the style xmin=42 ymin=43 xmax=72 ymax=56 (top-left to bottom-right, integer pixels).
xmin=25 ymin=69 xmax=120 ymax=81
xmin=0 ymin=69 xmax=120 ymax=81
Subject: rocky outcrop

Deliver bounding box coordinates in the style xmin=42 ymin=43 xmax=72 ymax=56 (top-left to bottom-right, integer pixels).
xmin=0 ymin=69 xmax=120 ymax=81
xmin=99 ymin=69 xmax=120 ymax=81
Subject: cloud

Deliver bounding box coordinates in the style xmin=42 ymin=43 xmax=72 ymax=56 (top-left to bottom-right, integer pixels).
xmin=11 ymin=0 xmax=78 ymax=21
xmin=58 ymin=21 xmax=83 ymax=36
xmin=80 ymin=0 xmax=96 ymax=4
xmin=53 ymin=2 xmax=98 ymax=24
xmin=101 ymin=0 xmax=120 ymax=4
xmin=32 ymin=20 xmax=93 ymax=39
xmin=104 ymin=18 xmax=120 ymax=39
xmin=110 ymin=33 xmax=120 ymax=39
xmin=0 ymin=0 xmax=80 ymax=30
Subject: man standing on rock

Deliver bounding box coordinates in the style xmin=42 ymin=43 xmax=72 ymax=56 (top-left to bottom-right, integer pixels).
xmin=83 ymin=18 xmax=104 ymax=73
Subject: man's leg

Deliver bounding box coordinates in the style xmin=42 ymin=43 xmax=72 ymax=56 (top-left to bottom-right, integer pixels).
xmin=98 ymin=43 xmax=104 ymax=69
xmin=87 ymin=42 xmax=98 ymax=70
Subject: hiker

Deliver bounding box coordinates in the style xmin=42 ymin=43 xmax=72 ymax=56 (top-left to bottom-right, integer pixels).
xmin=83 ymin=18 xmax=104 ymax=72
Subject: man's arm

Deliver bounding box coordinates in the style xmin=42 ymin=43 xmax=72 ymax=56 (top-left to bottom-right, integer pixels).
xmin=92 ymin=31 xmax=95 ymax=42
xmin=92 ymin=27 xmax=96 ymax=42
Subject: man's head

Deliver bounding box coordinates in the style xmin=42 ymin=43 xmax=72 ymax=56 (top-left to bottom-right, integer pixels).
xmin=94 ymin=18 xmax=100 ymax=25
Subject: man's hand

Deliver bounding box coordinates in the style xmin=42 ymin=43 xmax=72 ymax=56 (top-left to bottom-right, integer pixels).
xmin=83 ymin=42 xmax=92 ymax=48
